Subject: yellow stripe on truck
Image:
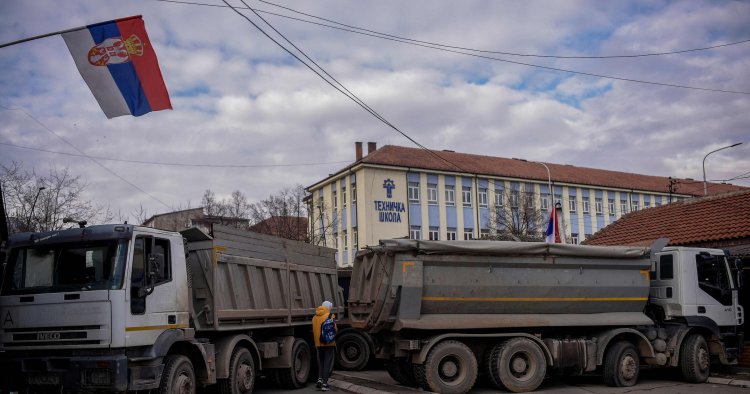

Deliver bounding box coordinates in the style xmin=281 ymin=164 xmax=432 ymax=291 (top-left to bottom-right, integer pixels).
xmin=125 ymin=324 xmax=189 ymax=332
xmin=422 ymin=296 xmax=647 ymax=302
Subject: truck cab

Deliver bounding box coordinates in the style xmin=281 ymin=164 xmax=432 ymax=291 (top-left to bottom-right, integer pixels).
xmin=0 ymin=224 xmax=190 ymax=391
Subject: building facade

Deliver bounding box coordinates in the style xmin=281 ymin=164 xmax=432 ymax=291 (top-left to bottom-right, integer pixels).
xmin=307 ymin=143 xmax=744 ymax=267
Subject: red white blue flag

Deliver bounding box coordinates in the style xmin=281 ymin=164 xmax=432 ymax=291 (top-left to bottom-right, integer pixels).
xmin=545 ymin=208 xmax=561 ymax=244
xmin=62 ymin=16 xmax=171 ymax=119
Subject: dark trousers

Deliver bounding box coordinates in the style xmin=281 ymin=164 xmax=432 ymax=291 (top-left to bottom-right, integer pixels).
xmin=316 ymin=346 xmax=335 ymax=383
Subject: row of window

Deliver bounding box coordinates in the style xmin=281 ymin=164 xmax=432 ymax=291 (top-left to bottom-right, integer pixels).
xmin=410 ymin=227 xmax=495 ymax=241
xmin=332 ymin=228 xmax=359 ymax=250
xmin=408 ymin=183 xmax=662 ymax=214
xmin=332 ymin=183 xmax=357 ymax=210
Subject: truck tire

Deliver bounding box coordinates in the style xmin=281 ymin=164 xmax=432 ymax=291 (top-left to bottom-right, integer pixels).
xmin=680 ymin=334 xmax=710 ymax=383
xmin=488 ymin=338 xmax=546 ymax=393
xmin=336 ymin=332 xmax=371 ymax=370
xmin=219 ymin=347 xmax=256 ymax=394
xmin=603 ymin=341 xmax=639 ymax=387
xmin=160 ymin=355 xmax=195 ymax=394
xmin=278 ymin=339 xmax=312 ymax=389
xmin=413 ymin=363 xmax=429 ymax=390
xmin=386 ymin=359 xmax=418 ymax=387
xmin=423 ymin=340 xmax=478 ymax=394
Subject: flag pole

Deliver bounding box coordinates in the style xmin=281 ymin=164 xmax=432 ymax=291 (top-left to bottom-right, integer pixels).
xmin=0 ymin=15 xmax=142 ymax=49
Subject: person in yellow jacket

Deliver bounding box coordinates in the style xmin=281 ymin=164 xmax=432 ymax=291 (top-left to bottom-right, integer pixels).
xmin=312 ymin=300 xmax=337 ymax=391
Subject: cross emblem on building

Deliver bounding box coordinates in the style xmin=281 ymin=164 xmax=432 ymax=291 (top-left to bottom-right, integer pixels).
xmin=383 ymin=179 xmax=396 ymax=199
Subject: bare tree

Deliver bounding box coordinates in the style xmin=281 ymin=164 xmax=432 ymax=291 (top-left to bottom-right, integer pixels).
xmin=248 ymin=185 xmax=309 ymax=241
xmin=485 ymin=189 xmax=546 ymax=242
xmin=201 ymin=189 xmax=226 ymax=216
xmin=227 ymin=190 xmax=249 ymax=219
xmin=1 ymin=161 xmax=108 ymax=233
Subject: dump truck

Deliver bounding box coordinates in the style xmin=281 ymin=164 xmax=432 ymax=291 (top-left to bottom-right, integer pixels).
xmin=348 ymin=239 xmax=744 ymax=393
xmin=0 ymin=223 xmax=344 ymax=393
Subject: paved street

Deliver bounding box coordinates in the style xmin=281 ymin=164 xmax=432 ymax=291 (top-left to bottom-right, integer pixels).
xmin=250 ymin=368 xmax=750 ymax=394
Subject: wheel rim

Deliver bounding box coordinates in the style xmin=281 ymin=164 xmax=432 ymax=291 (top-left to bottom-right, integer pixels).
xmin=620 ymin=354 xmax=637 ymax=381
xmin=294 ymin=347 xmax=309 ymax=381
xmin=508 ymin=351 xmax=535 ymax=382
xmin=439 ymin=355 xmax=464 ymax=384
xmin=173 ymin=372 xmax=193 ymax=394
xmin=344 ymin=344 xmax=361 ymax=361
xmin=237 ymin=361 xmax=253 ymax=391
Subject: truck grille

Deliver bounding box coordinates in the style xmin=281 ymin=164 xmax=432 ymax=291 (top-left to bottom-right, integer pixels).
xmin=3 ymin=325 xmax=102 ymax=347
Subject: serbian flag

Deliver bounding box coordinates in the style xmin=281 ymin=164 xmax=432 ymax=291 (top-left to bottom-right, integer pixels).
xmin=62 ymin=16 xmax=171 ymax=118
xmin=545 ymin=208 xmax=561 ymax=244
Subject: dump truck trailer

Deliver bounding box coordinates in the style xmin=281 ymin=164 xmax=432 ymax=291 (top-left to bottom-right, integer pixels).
xmin=0 ymin=223 xmax=343 ymax=393
xmin=348 ymin=239 xmax=744 ymax=393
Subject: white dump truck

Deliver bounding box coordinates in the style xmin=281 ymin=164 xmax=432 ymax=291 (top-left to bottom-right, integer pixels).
xmin=0 ymin=223 xmax=344 ymax=393
xmin=348 ymin=239 xmax=744 ymax=393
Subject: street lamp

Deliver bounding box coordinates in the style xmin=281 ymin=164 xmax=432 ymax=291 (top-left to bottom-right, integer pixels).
xmin=532 ymin=161 xmax=553 ymax=212
xmin=27 ymin=186 xmax=45 ymax=232
xmin=702 ymin=142 xmax=743 ymax=195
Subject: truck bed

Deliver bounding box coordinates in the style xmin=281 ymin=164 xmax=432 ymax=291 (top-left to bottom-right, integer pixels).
xmin=183 ymin=225 xmax=342 ymax=332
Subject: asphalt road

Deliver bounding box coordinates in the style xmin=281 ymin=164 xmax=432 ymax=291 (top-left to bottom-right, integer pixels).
xmin=250 ymin=368 xmax=750 ymax=394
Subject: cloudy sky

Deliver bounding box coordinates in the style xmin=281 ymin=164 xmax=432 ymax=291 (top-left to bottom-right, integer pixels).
xmin=1 ymin=0 xmax=748 ymax=222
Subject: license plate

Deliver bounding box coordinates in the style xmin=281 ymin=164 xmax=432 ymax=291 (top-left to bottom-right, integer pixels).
xmin=28 ymin=374 xmax=61 ymax=385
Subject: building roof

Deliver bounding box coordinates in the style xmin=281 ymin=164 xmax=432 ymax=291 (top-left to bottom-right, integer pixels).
xmin=318 ymin=145 xmax=744 ymax=196
xmin=583 ymin=189 xmax=750 ymax=247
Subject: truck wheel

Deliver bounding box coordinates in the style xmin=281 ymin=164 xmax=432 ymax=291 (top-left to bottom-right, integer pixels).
xmin=413 ymin=363 xmax=429 ymax=390
xmin=279 ymin=339 xmax=312 ymax=389
xmin=603 ymin=341 xmax=639 ymax=387
xmin=489 ymin=338 xmax=546 ymax=393
xmin=160 ymin=355 xmax=195 ymax=394
xmin=423 ymin=340 xmax=478 ymax=394
xmin=336 ymin=332 xmax=371 ymax=370
xmin=680 ymin=334 xmax=710 ymax=383
xmin=386 ymin=359 xmax=418 ymax=387
xmin=219 ymin=347 xmax=255 ymax=394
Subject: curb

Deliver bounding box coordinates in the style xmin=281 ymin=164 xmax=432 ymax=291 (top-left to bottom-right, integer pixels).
xmin=707 ymin=376 xmax=750 ymax=388
xmin=329 ymin=379 xmax=394 ymax=394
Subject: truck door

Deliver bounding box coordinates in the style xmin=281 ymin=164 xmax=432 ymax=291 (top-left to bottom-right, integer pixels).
xmin=695 ymin=253 xmax=737 ymax=327
xmin=125 ymin=234 xmax=180 ymax=346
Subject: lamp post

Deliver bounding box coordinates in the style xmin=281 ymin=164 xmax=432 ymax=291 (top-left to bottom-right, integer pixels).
xmin=532 ymin=161 xmax=553 ymax=212
xmin=702 ymin=142 xmax=742 ymax=195
xmin=27 ymin=186 xmax=45 ymax=232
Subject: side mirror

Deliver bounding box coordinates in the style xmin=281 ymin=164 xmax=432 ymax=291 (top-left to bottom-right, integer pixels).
xmin=137 ymin=255 xmax=158 ymax=297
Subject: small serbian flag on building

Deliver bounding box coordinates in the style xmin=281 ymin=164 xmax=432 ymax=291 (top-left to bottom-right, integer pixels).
xmin=545 ymin=208 xmax=561 ymax=244
xmin=62 ymin=16 xmax=171 ymax=119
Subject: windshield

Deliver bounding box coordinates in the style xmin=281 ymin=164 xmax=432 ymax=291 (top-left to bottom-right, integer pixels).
xmin=2 ymin=239 xmax=129 ymax=295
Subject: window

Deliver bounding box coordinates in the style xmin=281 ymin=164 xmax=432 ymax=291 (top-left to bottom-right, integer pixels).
xmin=644 ymin=201 xmax=651 ymax=208
xmin=427 ymin=184 xmax=438 ymax=204
xmin=462 ymin=187 xmax=472 ymax=207
xmin=659 ymin=255 xmax=673 ymax=280
xmin=478 ymin=188 xmax=488 ymax=207
xmin=428 ymin=228 xmax=439 ymax=240
xmin=582 ymin=199 xmax=590 ymax=214
xmin=351 ymin=183 xmax=357 ymax=204
xmin=342 ymin=230 xmax=348 ymax=249
xmin=570 ymin=233 xmax=579 ymax=244
xmin=445 ymin=186 xmax=456 ymax=206
xmin=408 ymin=182 xmax=420 ymax=202
xmin=608 ymin=200 xmax=615 ymax=216
xmin=655 ymin=199 xmax=662 ymax=207
xmin=332 ymin=190 xmax=337 ymax=209
xmin=342 ymin=186 xmax=347 ymax=207
xmin=333 ymin=233 xmax=338 ymax=249
xmin=463 ymin=230 xmax=474 ymax=240
xmin=696 ymin=253 xmax=732 ymax=306
xmin=620 ymin=201 xmax=628 ymax=214
xmin=554 ymin=195 xmax=562 ymax=207
xmin=480 ymin=229 xmax=490 ymax=239
xmin=495 ymin=192 xmax=503 ymax=208
xmin=131 ymin=236 xmax=172 ymax=314
xmin=569 ymin=198 xmax=577 ymax=212
xmin=352 ymin=228 xmax=358 ymax=250
xmin=595 ymin=199 xmax=603 ymax=215
xmin=510 ymin=192 xmax=519 ymax=208
xmin=409 ymin=226 xmax=422 ymax=240
xmin=631 ymin=201 xmax=639 ymax=212
xmin=540 ymin=196 xmax=549 ymax=211
xmin=446 ymin=230 xmax=457 ymax=240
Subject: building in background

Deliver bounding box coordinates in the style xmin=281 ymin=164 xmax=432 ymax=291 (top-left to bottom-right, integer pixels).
xmin=307 ymin=143 xmax=744 ymax=267
xmin=249 ymin=215 xmax=308 ymax=241
xmin=143 ymin=207 xmax=249 ymax=233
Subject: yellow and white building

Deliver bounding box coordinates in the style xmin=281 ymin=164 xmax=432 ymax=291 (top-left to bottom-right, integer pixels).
xmin=306 ymin=143 xmax=743 ymax=267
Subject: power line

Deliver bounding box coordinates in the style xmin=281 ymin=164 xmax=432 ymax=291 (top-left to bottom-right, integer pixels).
xmin=221 ymin=0 xmax=470 ymax=173
xmin=153 ymin=0 xmax=750 ymax=95
xmin=158 ymin=0 xmax=750 ymax=59
xmin=0 ymin=141 xmax=349 ymax=168
xmin=0 ymin=105 xmax=172 ymax=210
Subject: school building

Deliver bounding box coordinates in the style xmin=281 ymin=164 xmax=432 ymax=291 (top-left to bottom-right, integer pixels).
xmin=306 ymin=143 xmax=744 ymax=267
